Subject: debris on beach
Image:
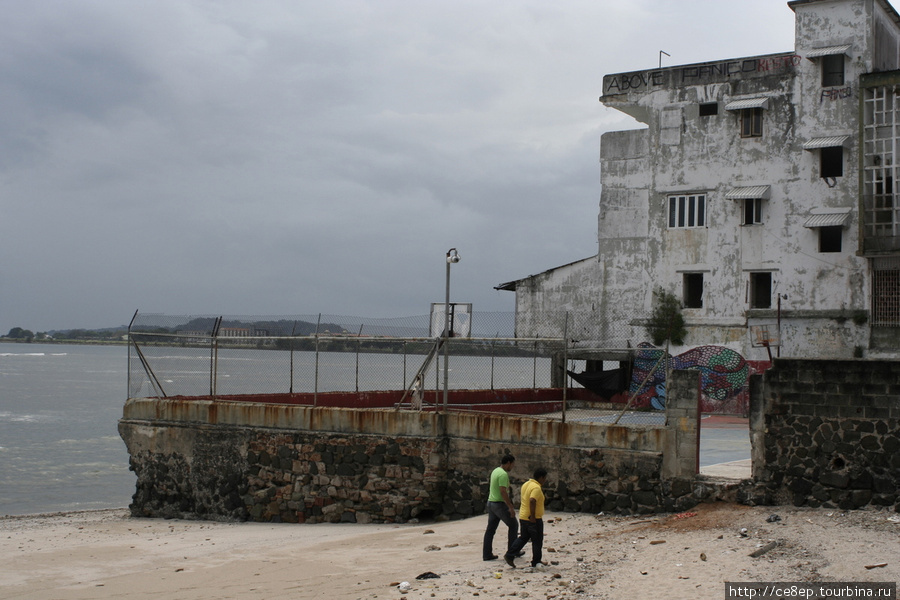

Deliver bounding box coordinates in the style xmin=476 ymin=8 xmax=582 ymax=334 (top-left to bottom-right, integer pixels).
xmin=415 ymin=571 xmax=440 ymax=579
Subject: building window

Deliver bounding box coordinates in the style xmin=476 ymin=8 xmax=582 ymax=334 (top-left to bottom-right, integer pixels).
xmin=819 ymin=226 xmax=843 ymax=252
xmin=683 ymin=273 xmax=704 ymax=308
xmin=740 ymin=108 xmax=763 ymax=138
xmin=668 ymin=194 xmax=707 ymax=228
xmin=699 ymin=103 xmax=718 ymax=117
xmin=822 ymin=54 xmax=845 ymax=87
xmin=742 ymin=198 xmax=763 ymax=225
xmin=872 ymin=257 xmax=900 ymax=326
xmin=821 ymin=146 xmax=843 ymax=178
xmin=749 ymin=273 xmax=772 ymax=309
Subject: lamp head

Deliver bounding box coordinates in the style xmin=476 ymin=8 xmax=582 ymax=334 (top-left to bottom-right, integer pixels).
xmin=447 ymin=248 xmax=460 ymax=263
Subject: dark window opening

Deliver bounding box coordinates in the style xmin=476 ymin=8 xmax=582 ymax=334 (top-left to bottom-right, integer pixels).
xmin=699 ymin=103 xmax=718 ymax=117
xmin=750 ymin=272 xmax=772 ymax=309
xmin=740 ymin=107 xmax=763 ymax=138
xmin=819 ymin=226 xmax=843 ymax=252
xmin=822 ymin=54 xmax=845 ymax=87
xmin=743 ymin=198 xmax=763 ymax=225
xmin=821 ymin=146 xmax=843 ymax=178
xmin=683 ymin=273 xmax=704 ymax=308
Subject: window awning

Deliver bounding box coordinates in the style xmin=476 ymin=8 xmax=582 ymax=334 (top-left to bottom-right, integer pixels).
xmin=803 ymin=210 xmax=851 ymax=228
xmin=802 ymin=135 xmax=851 ymax=150
xmin=805 ymin=44 xmax=851 ymax=59
xmin=724 ymin=97 xmax=770 ymax=111
xmin=725 ymin=185 xmax=771 ymax=200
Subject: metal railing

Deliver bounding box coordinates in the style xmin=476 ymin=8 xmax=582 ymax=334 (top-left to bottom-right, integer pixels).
xmin=125 ymin=310 xmax=670 ymax=424
xmin=126 ymin=310 xmax=760 ymax=422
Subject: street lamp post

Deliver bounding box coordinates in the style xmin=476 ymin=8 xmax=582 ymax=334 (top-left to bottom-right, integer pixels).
xmin=443 ymin=248 xmax=460 ymax=410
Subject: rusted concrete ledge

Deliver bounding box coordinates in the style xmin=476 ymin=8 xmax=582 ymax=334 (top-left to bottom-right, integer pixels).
xmin=122 ymin=396 xmax=665 ymax=451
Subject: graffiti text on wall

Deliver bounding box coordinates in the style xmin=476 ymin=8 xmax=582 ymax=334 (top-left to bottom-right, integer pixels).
xmin=604 ymin=55 xmax=801 ymax=95
xmin=821 ymin=86 xmax=853 ymax=102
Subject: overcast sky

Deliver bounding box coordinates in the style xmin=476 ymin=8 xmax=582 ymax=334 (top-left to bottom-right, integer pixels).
xmin=0 ymin=0 xmax=797 ymax=333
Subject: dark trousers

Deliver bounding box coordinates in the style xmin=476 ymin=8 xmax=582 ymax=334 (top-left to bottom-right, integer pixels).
xmin=506 ymin=518 xmax=543 ymax=567
xmin=482 ymin=501 xmax=518 ymax=559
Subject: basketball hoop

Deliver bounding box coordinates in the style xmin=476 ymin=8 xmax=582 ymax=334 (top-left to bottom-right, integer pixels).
xmin=430 ymin=302 xmax=473 ymax=338
xmin=750 ymin=325 xmax=780 ymax=360
xmin=750 ymin=325 xmax=780 ymax=348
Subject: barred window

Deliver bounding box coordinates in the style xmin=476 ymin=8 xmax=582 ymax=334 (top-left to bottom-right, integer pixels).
xmin=872 ymin=257 xmax=900 ymax=326
xmin=668 ymin=194 xmax=707 ymax=228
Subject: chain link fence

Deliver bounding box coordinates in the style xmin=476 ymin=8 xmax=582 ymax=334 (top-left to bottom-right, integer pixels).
xmin=126 ymin=310 xmax=753 ymax=422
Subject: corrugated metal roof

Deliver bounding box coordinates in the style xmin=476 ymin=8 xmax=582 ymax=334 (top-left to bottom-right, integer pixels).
xmin=805 ymin=44 xmax=852 ymax=59
xmin=802 ymin=135 xmax=851 ymax=150
xmin=803 ymin=210 xmax=850 ymax=228
xmin=724 ymin=97 xmax=770 ymax=111
xmin=725 ymin=185 xmax=771 ymax=200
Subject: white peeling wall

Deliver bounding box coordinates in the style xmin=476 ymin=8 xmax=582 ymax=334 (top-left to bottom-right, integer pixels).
xmin=590 ymin=0 xmax=891 ymax=358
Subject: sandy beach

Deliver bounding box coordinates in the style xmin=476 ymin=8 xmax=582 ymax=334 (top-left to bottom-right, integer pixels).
xmin=2 ymin=503 xmax=898 ymax=600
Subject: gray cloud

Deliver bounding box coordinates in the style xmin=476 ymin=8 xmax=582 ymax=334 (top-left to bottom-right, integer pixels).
xmin=0 ymin=0 xmax=794 ymax=332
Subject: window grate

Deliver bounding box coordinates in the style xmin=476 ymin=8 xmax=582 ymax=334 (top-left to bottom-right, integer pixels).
xmin=872 ymin=257 xmax=900 ymax=326
xmin=863 ymin=86 xmax=900 ymax=240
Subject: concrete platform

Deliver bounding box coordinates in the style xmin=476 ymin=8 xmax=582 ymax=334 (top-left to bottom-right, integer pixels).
xmin=699 ymin=458 xmax=752 ymax=479
xmin=699 ymin=415 xmax=750 ymax=479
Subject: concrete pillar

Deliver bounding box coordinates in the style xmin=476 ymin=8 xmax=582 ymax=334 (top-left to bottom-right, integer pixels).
xmin=661 ymin=369 xmax=700 ymax=479
xmin=748 ymin=372 xmax=766 ymax=482
xmin=551 ymin=352 xmax=566 ymax=388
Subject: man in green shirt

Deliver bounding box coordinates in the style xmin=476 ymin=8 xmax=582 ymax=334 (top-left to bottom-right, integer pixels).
xmin=504 ymin=467 xmax=548 ymax=570
xmin=482 ymin=454 xmax=518 ymax=561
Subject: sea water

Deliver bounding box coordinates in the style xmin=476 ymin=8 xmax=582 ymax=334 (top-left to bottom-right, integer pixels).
xmin=0 ymin=343 xmax=555 ymax=516
xmin=0 ymin=343 xmax=134 ymax=516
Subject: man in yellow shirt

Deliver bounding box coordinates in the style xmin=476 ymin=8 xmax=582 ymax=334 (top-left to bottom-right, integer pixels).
xmin=504 ymin=467 xmax=548 ymax=569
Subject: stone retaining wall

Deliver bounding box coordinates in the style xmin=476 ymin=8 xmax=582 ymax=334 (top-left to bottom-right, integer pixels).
xmin=119 ymin=373 xmax=712 ymax=523
xmin=750 ymin=359 xmax=900 ymax=511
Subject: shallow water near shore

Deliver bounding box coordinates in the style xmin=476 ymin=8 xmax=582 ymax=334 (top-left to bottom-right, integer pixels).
xmin=0 ymin=343 xmax=135 ymax=516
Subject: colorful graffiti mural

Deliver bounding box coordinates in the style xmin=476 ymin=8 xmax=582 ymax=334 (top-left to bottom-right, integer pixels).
xmin=629 ymin=343 xmax=769 ymax=414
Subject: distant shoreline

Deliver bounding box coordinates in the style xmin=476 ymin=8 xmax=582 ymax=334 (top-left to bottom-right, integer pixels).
xmin=0 ymin=338 xmax=127 ymax=346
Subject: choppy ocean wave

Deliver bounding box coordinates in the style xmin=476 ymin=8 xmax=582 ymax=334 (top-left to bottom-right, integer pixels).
xmin=0 ymin=411 xmax=66 ymax=424
xmin=1 ymin=343 xmax=134 ymax=516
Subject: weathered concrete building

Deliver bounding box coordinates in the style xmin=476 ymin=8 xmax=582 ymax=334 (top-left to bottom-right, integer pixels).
xmin=500 ymin=0 xmax=900 ymax=361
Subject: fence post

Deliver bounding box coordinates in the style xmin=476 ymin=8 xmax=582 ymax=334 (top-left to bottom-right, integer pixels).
xmin=562 ymin=312 xmax=569 ymax=423
xmin=127 ymin=309 xmax=138 ymax=397
xmin=314 ymin=313 xmax=321 ymax=406
xmin=289 ymin=320 xmax=297 ymax=394
xmin=490 ymin=338 xmax=496 ymax=390
xmin=355 ymin=325 xmax=363 ymax=393
xmin=210 ymin=316 xmax=222 ymax=399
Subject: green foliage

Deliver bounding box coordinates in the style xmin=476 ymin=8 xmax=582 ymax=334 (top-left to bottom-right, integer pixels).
xmin=5 ymin=327 xmax=34 ymax=340
xmin=646 ymin=288 xmax=687 ymax=346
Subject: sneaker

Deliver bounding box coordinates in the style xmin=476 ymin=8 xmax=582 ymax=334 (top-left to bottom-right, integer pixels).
xmin=504 ymin=554 xmax=516 ymax=568
xmin=533 ymin=563 xmax=548 ymax=571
